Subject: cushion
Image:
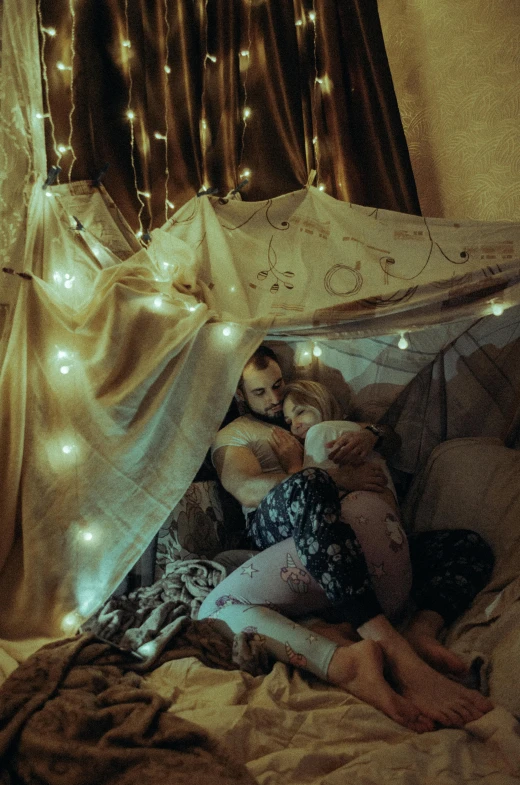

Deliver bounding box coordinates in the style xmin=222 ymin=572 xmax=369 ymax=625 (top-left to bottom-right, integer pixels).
xmin=402 ymin=437 xmax=520 ymax=590
xmin=155 ymin=481 xmax=247 ymax=579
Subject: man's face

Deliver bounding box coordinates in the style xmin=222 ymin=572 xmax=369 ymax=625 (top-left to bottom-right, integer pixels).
xmin=240 ymin=359 xmax=285 ymax=420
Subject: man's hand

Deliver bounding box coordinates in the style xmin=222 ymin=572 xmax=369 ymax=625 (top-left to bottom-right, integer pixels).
xmin=326 ymin=428 xmax=377 ymax=465
xmin=331 ymin=462 xmax=388 ymax=493
xmin=270 ymin=427 xmax=304 ymax=474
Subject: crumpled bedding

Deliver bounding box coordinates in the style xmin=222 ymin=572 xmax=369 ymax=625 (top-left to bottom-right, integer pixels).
xmin=0 ymin=632 xmax=258 ymax=785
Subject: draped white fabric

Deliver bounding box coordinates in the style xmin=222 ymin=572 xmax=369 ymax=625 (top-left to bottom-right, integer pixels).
xmin=0 ymin=0 xmax=519 ymax=643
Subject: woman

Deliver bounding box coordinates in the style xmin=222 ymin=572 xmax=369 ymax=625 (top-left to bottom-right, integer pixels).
xmin=199 ymin=382 xmax=494 ymax=731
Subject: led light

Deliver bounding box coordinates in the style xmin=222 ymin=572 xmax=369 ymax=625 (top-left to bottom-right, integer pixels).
xmin=62 ymin=444 xmax=73 ymax=454
xmin=207 ymin=54 xmax=217 ymax=63
xmin=57 ymin=61 xmax=71 ymax=71
xmin=42 ymin=26 xmax=56 ymax=36
xmin=312 ymin=137 xmax=318 ymax=144
xmin=398 ymin=334 xmax=409 ymax=350
xmin=295 ymin=19 xmax=303 ymax=26
xmin=64 ymin=278 xmax=74 ymax=289
xmin=61 ymin=612 xmax=80 ymax=633
xmin=136 ymin=230 xmax=143 ymax=238
xmin=122 ymin=39 xmax=131 ymax=47
xmin=201 ymin=120 xmax=207 ymax=129
xmin=53 ymin=272 xmax=63 ymax=283
xmin=126 ymin=109 xmax=135 ymax=120
xmin=309 ymin=11 xmax=316 ymax=21
xmin=164 ymin=65 xmax=171 ymax=73
xmin=82 ymin=530 xmax=94 ymax=542
xmin=230 ymin=286 xmax=236 ymax=293
xmin=241 ymin=169 xmax=251 ymax=178
xmin=60 ymin=365 xmax=71 ymax=374
xmin=312 ymin=344 xmax=322 ymax=357
xmin=138 ymin=191 xmax=151 ymax=199
xmin=240 ymin=50 xmax=249 ymax=57
xmin=57 ymin=350 xmax=68 ymax=359
xmin=92 ymin=246 xmax=101 ymax=258
xmin=154 ymin=297 xmax=163 ymax=308
xmin=57 ymin=144 xmax=69 ymax=154
xmin=222 ymin=326 xmax=231 ymax=336
xmin=318 ymin=184 xmax=325 ymax=191
xmin=315 ymin=77 xmax=323 ymax=84
xmin=188 ymin=305 xmax=197 ymax=312
xmin=154 ymin=132 xmax=167 ymax=140
xmin=36 ymin=112 xmax=50 ymax=119
xmin=167 ymin=201 xmax=175 ymax=209
xmin=491 ymin=302 xmax=504 ymax=316
xmin=243 ymin=107 xmax=251 ymax=119
xmin=45 ymin=192 xmax=53 ymax=198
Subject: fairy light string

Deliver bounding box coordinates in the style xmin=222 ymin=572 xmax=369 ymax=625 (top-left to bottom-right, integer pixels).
xmin=162 ymin=0 xmax=172 ymax=223
xmin=309 ymin=1 xmax=322 ymax=187
xmin=237 ymin=0 xmax=253 ymax=182
xmin=36 ymin=0 xmax=59 ymax=164
xmin=66 ymin=0 xmax=78 ymax=180
xmin=123 ymin=0 xmax=146 ymax=236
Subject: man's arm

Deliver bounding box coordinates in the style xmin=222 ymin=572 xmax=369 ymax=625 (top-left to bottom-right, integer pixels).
xmin=327 ymin=422 xmax=401 ymax=465
xmin=213 ymin=445 xmax=291 ymax=509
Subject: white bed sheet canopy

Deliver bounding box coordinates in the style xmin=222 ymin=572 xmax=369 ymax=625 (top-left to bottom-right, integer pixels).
xmin=1 ymin=0 xmax=519 ymax=641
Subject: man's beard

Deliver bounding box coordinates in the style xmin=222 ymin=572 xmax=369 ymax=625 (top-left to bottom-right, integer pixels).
xmin=250 ymin=408 xmax=289 ymax=429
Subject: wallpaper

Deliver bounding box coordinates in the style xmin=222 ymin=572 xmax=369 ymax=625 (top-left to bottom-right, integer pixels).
xmin=379 ymin=0 xmax=520 ymax=221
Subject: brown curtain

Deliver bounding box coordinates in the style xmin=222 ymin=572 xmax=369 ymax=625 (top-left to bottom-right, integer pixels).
xmin=38 ymin=0 xmax=420 ymax=233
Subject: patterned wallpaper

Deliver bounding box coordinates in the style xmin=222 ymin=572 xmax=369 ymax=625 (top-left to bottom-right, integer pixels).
xmin=379 ymin=0 xmax=520 ymax=221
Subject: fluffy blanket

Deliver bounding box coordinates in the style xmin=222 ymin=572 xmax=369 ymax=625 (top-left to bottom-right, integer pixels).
xmin=0 ymin=631 xmax=259 ymax=785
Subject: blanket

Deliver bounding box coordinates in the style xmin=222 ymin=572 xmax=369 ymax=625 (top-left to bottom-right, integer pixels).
xmin=0 ymin=631 xmax=258 ymax=785
xmin=81 ymin=558 xmax=269 ymax=675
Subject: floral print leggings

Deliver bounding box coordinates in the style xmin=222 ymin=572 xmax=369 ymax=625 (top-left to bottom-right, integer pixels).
xmin=199 ymin=468 xmax=494 ymax=680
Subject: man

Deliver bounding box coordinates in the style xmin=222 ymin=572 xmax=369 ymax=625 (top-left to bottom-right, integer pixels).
xmin=214 ymin=345 xmax=394 ymax=514
xmin=207 ymin=345 xmax=494 ymax=730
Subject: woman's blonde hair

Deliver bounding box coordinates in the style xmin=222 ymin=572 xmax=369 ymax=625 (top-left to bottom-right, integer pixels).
xmin=283 ymin=380 xmax=347 ymax=422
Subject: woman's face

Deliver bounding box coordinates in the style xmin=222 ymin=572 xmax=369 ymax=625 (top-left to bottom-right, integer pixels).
xmin=283 ymin=395 xmax=322 ymax=440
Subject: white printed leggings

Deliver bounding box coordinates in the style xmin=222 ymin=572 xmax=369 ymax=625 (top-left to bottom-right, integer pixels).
xmin=198 ymin=469 xmax=494 ymax=680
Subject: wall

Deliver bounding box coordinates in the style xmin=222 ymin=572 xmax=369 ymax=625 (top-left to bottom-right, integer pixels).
xmin=379 ymin=0 xmax=520 ymax=221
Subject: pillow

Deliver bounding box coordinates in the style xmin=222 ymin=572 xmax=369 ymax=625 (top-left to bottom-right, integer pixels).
xmin=402 ymin=437 xmax=520 ymax=590
xmin=155 ymin=481 xmax=246 ymax=579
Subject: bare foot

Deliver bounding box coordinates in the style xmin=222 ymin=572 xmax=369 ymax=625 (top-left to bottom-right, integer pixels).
xmin=367 ymin=626 xmax=493 ymax=727
xmin=403 ymin=611 xmax=468 ymax=676
xmin=327 ymin=639 xmax=434 ymax=733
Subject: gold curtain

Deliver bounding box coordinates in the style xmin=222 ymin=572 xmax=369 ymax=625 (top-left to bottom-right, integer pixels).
xmin=38 ymin=0 xmax=420 ymax=234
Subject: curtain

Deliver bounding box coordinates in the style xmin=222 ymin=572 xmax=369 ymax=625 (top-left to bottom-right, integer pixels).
xmin=36 ymin=0 xmax=420 ymax=234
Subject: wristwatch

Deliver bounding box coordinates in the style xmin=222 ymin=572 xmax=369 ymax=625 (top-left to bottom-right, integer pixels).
xmin=364 ymin=424 xmax=383 ymax=444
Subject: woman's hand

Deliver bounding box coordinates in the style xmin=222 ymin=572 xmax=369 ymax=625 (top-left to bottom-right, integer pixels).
xmin=270 ymin=427 xmax=304 ymax=474
xmin=329 ymin=462 xmax=388 ymax=493
xmin=326 ymin=428 xmax=377 ymax=465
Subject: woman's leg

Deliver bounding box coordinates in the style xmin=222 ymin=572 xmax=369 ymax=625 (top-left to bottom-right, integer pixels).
xmin=339 ymin=490 xmax=413 ymax=621
xmin=248 ymin=468 xmax=383 ymax=627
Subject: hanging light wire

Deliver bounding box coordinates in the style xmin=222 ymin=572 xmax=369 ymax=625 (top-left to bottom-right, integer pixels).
xmin=36 ymin=0 xmax=59 ymax=165
xmin=237 ymin=0 xmax=253 ymax=180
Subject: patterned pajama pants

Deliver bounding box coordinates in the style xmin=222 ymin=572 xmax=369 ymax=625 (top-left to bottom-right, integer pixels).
xmin=198 ymin=469 xmax=494 ymax=680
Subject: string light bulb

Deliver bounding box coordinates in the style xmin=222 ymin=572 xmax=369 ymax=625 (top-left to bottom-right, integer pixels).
xmin=137 ymin=190 xmax=151 ymax=199
xmin=164 ymin=65 xmax=171 ymax=73
xmin=42 ymin=26 xmax=56 ymax=36
xmin=240 ymin=50 xmax=249 ymax=57
xmin=57 ymin=61 xmax=71 ymax=71
xmin=60 ymin=365 xmax=71 ymax=374
xmin=206 ymin=54 xmax=217 ymax=63
xmin=312 ymin=344 xmax=322 ymax=357
xmin=62 ymin=444 xmax=73 ymax=454
xmin=154 ymin=132 xmax=167 ymax=140
xmin=61 ymin=612 xmax=81 ymax=633
xmin=153 ymin=297 xmax=162 ymax=308
xmin=82 ymin=530 xmax=94 ymax=542
xmin=36 ymin=112 xmax=50 ymax=119
xmin=222 ymin=326 xmax=232 ymax=337
xmin=398 ymin=333 xmax=409 ymax=350
xmin=166 ymin=200 xmax=175 ymax=210
xmin=491 ymin=301 xmax=504 ymax=316
xmin=243 ymin=107 xmax=252 ymax=119
xmin=122 ymin=39 xmax=131 ymax=48
xmin=57 ymin=144 xmax=70 ymax=153
xmin=126 ymin=109 xmax=135 ymax=120
xmin=318 ymin=184 xmax=325 ymax=191
xmin=295 ymin=19 xmax=303 ymax=26
xmin=309 ymin=11 xmax=316 ymax=21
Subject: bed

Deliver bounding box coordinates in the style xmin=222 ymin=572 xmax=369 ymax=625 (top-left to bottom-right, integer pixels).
xmin=1 ymin=436 xmax=519 ymax=784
